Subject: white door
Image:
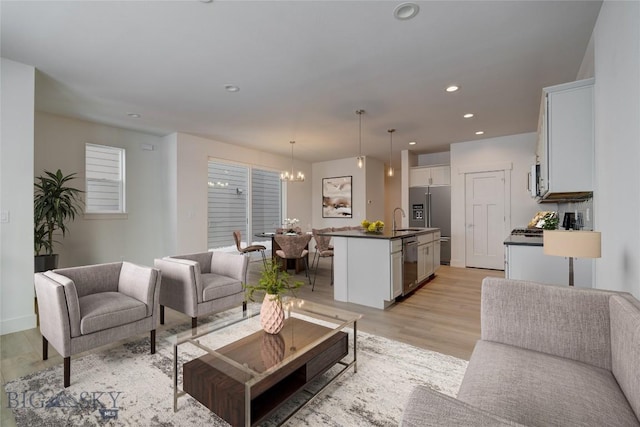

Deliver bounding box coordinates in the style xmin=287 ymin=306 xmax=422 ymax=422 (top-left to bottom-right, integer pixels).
xmin=465 ymin=171 xmax=506 ymax=270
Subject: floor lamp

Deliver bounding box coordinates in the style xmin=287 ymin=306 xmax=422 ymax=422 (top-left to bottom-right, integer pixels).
xmin=543 ymin=230 xmax=601 ymax=286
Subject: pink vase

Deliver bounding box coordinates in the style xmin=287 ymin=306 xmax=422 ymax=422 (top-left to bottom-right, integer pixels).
xmin=260 ymin=294 xmax=285 ymax=334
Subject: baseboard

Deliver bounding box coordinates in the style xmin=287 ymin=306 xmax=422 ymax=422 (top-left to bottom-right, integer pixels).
xmin=1 ymin=313 xmax=37 ymax=335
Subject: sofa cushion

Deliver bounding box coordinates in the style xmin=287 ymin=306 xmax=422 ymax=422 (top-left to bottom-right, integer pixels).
xmin=457 ymin=340 xmax=640 ymax=427
xmin=54 ymin=262 xmax=122 ymax=297
xmin=201 ymin=273 xmax=243 ymax=302
xmin=402 ymin=385 xmax=524 ymax=427
xmin=210 ymin=251 xmax=247 ymax=282
xmin=172 ymin=252 xmax=212 ymax=274
xmin=610 ymin=295 xmax=640 ymax=419
xmin=79 ymin=292 xmax=147 ymax=335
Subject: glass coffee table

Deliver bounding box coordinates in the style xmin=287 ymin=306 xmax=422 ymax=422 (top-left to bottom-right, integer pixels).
xmin=165 ymin=298 xmax=362 ymax=426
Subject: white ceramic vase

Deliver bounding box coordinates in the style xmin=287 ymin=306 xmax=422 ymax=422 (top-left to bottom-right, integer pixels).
xmin=260 ymin=293 xmax=285 ymax=334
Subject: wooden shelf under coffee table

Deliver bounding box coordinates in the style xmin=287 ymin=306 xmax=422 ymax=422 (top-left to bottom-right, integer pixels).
xmin=167 ymin=298 xmax=362 ymax=427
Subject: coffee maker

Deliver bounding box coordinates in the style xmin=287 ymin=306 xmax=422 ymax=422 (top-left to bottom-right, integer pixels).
xmin=562 ymin=212 xmax=576 ymax=230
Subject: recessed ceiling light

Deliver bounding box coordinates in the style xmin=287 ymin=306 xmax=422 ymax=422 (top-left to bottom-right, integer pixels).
xmin=463 ymin=113 xmax=474 ymax=118
xmin=127 ymin=113 xmax=141 ymax=118
xmin=393 ymin=3 xmax=420 ymax=20
xmin=409 ymin=141 xmax=417 ymax=146
xmin=224 ymin=84 xmax=240 ymax=93
xmin=475 ymin=131 xmax=485 ymax=135
xmin=445 ymin=85 xmax=459 ymax=93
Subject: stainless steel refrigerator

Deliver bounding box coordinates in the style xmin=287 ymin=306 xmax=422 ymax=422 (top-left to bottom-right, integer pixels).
xmin=409 ymin=186 xmax=451 ymax=264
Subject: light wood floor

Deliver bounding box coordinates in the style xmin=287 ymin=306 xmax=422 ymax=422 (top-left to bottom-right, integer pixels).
xmin=0 ymin=262 xmax=502 ymax=426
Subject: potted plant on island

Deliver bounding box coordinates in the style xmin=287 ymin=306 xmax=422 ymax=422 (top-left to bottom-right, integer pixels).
xmin=244 ymin=259 xmax=304 ymax=334
xmin=34 ymin=169 xmax=84 ymax=272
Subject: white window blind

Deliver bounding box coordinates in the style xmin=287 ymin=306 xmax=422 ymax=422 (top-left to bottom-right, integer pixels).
xmin=207 ymin=160 xmax=282 ymax=250
xmin=85 ymin=143 xmax=125 ymax=213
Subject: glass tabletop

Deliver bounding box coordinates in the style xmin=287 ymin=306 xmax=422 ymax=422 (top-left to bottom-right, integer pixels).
xmin=166 ymin=297 xmax=362 ymax=387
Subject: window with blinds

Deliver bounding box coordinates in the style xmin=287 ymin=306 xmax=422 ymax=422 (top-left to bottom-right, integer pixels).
xmin=207 ymin=160 xmax=281 ymax=250
xmin=85 ymin=143 xmax=126 ymax=213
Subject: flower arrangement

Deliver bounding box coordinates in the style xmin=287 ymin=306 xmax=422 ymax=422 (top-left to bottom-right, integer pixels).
xmin=283 ymin=218 xmax=299 ymax=227
xmin=283 ymin=217 xmax=300 ymax=233
xmin=361 ymin=219 xmax=384 ymax=233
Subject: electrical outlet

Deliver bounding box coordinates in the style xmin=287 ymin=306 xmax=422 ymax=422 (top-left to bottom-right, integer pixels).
xmin=0 ymin=210 xmax=9 ymax=223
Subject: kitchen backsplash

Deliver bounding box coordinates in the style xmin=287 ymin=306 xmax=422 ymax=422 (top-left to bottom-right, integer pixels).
xmin=557 ymin=199 xmax=594 ymax=231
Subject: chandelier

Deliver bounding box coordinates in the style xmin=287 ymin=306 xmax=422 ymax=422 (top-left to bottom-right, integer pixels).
xmin=280 ymin=141 xmax=305 ymax=182
xmin=356 ymin=109 xmax=365 ymax=168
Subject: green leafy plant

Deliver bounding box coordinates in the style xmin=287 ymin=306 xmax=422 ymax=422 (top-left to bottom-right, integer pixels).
xmin=244 ymin=259 xmax=304 ymax=302
xmin=541 ymin=211 xmax=559 ymax=230
xmin=34 ymin=169 xmax=84 ymax=256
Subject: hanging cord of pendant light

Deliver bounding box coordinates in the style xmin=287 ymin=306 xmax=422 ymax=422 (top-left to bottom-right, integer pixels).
xmin=387 ymin=129 xmax=395 ymax=177
xmin=356 ymin=109 xmax=365 ymax=168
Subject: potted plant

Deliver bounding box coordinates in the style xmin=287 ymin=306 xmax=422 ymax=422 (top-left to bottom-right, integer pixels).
xmin=245 ymin=259 xmax=304 ymax=334
xmin=34 ymin=169 xmax=83 ymax=272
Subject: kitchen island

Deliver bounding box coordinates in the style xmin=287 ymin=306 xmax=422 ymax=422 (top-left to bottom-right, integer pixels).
xmin=319 ymin=228 xmax=440 ymax=309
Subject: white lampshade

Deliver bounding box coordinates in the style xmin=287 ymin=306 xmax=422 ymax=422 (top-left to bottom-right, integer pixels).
xmin=543 ymin=230 xmax=601 ymax=258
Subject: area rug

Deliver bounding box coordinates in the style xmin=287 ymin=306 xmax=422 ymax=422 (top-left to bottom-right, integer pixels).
xmin=4 ymin=308 xmax=467 ymax=426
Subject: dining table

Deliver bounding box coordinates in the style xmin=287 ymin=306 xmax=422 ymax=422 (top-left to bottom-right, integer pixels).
xmin=254 ymin=232 xmax=311 ymax=273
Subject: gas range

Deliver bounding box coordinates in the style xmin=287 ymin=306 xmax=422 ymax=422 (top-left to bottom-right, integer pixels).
xmin=510 ymin=228 xmax=544 ymax=237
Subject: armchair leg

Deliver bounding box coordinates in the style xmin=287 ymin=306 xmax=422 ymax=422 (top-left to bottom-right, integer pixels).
xmin=191 ymin=317 xmax=197 ymax=329
xmin=150 ymin=330 xmax=156 ymax=354
xmin=243 ymin=300 xmax=247 ymax=312
xmin=42 ymin=336 xmax=48 ymax=360
xmin=304 ymin=257 xmax=311 ymax=286
xmin=64 ymin=357 xmax=70 ymax=388
xmin=160 ymin=305 xmax=165 ymax=325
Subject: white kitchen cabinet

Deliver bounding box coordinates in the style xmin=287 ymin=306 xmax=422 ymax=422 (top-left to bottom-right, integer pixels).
xmin=536 ymin=78 xmax=594 ymax=199
xmin=433 ymin=231 xmax=441 ymax=271
xmin=505 ymin=244 xmax=593 ymax=288
xmin=410 ymin=165 xmax=451 ymax=187
xmin=417 ymin=231 xmax=436 ymax=282
xmin=391 ymin=240 xmax=403 ymax=299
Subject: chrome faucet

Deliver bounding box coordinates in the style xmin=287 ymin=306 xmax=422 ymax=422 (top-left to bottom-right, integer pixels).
xmin=393 ymin=207 xmax=406 ymax=232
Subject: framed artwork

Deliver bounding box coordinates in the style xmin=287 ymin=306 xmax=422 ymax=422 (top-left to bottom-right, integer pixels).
xmin=322 ymin=176 xmax=352 ymax=218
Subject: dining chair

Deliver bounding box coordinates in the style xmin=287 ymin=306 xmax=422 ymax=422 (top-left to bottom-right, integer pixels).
xmin=233 ymin=230 xmax=267 ymax=268
xmin=311 ymin=228 xmax=334 ymax=291
xmin=273 ymin=234 xmax=312 ymax=285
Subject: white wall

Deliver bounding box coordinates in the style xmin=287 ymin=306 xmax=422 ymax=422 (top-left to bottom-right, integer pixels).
xmin=1 ymin=58 xmax=36 ymax=334
xmin=34 ymin=112 xmax=171 ymax=267
xmin=174 ymin=132 xmax=312 ymax=254
xmin=384 ymin=166 xmax=402 ymax=229
xmin=311 ymin=156 xmax=386 ymax=229
xmin=450 ymin=133 xmax=544 ymax=268
xmin=592 ymin=0 xmax=640 ymax=296
xmin=365 ymin=157 xmax=386 ymax=224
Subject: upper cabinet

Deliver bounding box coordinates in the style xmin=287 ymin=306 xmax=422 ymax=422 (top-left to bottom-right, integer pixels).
xmin=409 ymin=165 xmax=451 ymax=187
xmin=536 ymin=78 xmax=594 ymax=202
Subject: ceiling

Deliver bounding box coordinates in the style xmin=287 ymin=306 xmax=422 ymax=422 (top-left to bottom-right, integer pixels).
xmin=1 ymin=1 xmax=602 ymax=165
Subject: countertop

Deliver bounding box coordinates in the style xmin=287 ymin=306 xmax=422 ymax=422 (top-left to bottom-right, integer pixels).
xmin=503 ymin=235 xmax=543 ymax=247
xmin=319 ymin=227 xmax=439 ymax=240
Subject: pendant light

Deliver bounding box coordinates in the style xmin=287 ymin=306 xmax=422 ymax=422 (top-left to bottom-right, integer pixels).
xmin=387 ymin=129 xmax=395 ymax=177
xmin=280 ymin=141 xmax=305 ymax=182
xmin=356 ymin=109 xmax=365 ymax=168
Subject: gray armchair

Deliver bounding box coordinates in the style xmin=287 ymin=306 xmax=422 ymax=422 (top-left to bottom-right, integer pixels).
xmin=154 ymin=251 xmax=248 ymax=329
xmin=34 ymin=261 xmax=161 ymax=388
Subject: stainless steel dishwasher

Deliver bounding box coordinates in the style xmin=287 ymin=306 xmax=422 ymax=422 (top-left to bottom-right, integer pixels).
xmin=402 ymin=236 xmax=418 ymax=295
